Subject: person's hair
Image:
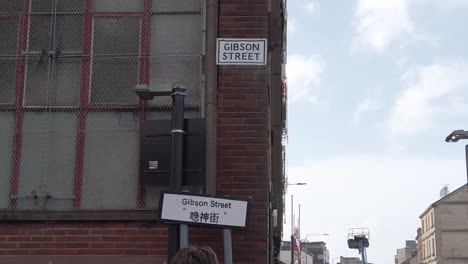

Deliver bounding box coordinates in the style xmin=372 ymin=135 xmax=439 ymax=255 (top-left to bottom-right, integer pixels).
xmin=170 ymin=245 xmax=219 ymax=264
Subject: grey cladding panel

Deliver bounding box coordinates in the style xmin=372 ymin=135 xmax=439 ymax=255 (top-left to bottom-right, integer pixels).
xmin=81 ymin=112 xmax=139 ymax=209
xmin=0 ymin=113 xmax=14 ymax=209
xmin=16 ymin=113 xmax=77 ymax=210
xmin=0 ymin=59 xmax=17 ymax=104
xmin=93 ymin=0 xmax=144 ymax=12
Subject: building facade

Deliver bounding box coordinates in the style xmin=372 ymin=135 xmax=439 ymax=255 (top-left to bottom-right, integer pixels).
xmin=279 ymin=241 xmax=314 ymax=264
xmin=0 ymin=0 xmax=288 ymax=263
xmin=401 ymin=256 xmax=418 ymax=264
xmin=416 ymin=228 xmax=423 ymax=263
xmin=337 ymin=257 xmax=361 ymax=264
xmin=419 ymin=184 xmax=468 ymax=264
xmin=301 ymin=241 xmax=330 ymax=264
xmin=395 ymin=240 xmax=417 ymax=264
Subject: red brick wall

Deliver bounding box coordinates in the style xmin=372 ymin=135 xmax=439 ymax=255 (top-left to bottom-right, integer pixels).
xmin=0 ymin=223 xmax=167 ymax=256
xmin=0 ymin=224 xmax=228 ymax=263
xmin=217 ymin=0 xmax=270 ymax=263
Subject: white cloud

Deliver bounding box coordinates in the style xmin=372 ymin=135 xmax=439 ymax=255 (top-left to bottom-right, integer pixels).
xmin=305 ymin=0 xmax=318 ymax=15
xmin=351 ymin=90 xmax=383 ymax=125
xmin=287 ymin=54 xmax=324 ymax=104
xmin=388 ymin=62 xmax=468 ymax=137
xmin=352 ymin=0 xmax=414 ymax=52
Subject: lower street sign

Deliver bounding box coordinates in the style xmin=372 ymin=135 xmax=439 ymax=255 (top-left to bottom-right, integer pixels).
xmin=160 ymin=192 xmax=250 ymax=229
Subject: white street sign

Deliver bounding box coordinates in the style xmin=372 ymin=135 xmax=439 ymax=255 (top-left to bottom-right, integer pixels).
xmin=216 ymin=38 xmax=267 ymax=65
xmin=160 ymin=192 xmax=249 ymax=229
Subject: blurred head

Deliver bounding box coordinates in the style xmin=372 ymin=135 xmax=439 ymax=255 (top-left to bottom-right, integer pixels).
xmin=170 ymin=245 xmax=219 ymax=264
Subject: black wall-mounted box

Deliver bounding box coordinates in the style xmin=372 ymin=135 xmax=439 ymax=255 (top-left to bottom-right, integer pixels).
xmin=140 ymin=118 xmax=206 ymax=187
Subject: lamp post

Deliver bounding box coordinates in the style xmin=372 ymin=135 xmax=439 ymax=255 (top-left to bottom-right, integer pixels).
xmin=304 ymin=233 xmax=330 ymax=241
xmin=288 ymin=183 xmax=307 ymax=186
xmin=445 ymin=129 xmax=468 ymax=186
xmin=288 ymin=183 xmax=307 ymax=264
xmin=134 ymin=84 xmax=186 ymax=263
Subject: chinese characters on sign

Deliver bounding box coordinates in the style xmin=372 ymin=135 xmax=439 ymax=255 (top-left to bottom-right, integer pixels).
xmin=189 ymin=212 xmax=220 ymax=224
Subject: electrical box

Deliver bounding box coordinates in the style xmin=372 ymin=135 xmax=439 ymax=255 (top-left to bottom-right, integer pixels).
xmin=140 ymin=118 xmax=206 ymax=187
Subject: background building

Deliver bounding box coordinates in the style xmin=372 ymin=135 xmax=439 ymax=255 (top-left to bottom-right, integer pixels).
xmin=301 ymin=241 xmax=330 ymax=264
xmin=337 ymin=257 xmax=361 ymax=264
xmin=0 ymin=0 xmax=287 ymax=263
xmin=401 ymin=255 xmax=418 ymax=264
xmin=279 ymin=241 xmax=314 ymax=264
xmin=395 ymin=240 xmax=417 ymax=264
xmin=419 ymin=184 xmax=468 ymax=264
xmin=415 ymin=228 xmax=423 ymax=264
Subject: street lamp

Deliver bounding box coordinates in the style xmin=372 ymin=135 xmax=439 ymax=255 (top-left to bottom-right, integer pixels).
xmin=304 ymin=233 xmax=330 ymax=241
xmin=288 ymin=182 xmax=307 ymax=186
xmin=445 ymin=129 xmax=468 ymax=185
xmin=445 ymin=129 xmax=468 ymax=143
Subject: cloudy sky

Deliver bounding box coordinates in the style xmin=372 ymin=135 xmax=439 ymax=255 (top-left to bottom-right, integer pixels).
xmin=284 ymin=0 xmax=468 ymax=263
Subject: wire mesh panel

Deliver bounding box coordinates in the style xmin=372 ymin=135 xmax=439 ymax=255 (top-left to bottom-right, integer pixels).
xmin=150 ymin=0 xmax=202 ymax=109
xmin=0 ymin=16 xmax=19 ymax=105
xmin=90 ymin=57 xmax=140 ymax=104
xmin=0 ymin=0 xmax=25 ymax=13
xmin=31 ymin=0 xmax=84 ymax=13
xmin=0 ymin=0 xmax=205 ymax=212
xmin=0 ymin=17 xmax=19 ymax=55
xmin=93 ymin=0 xmax=144 ymax=13
xmin=24 ymin=57 xmax=82 ymax=106
xmin=0 ymin=58 xmax=17 ymax=104
xmin=27 ymin=15 xmax=84 ymax=52
xmin=150 ymin=56 xmax=201 ymax=107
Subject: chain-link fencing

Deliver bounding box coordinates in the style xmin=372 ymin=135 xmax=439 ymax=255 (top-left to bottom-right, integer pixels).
xmin=0 ymin=0 xmax=204 ymax=211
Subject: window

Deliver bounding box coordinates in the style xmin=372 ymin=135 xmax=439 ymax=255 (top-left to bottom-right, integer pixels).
xmin=149 ymin=0 xmax=202 ymax=108
xmin=422 ymin=220 xmax=425 ymax=232
xmin=423 ymin=242 xmax=426 ymax=259
xmin=90 ymin=17 xmax=141 ymax=104
xmin=0 ymin=17 xmax=19 ymax=104
xmin=429 ymin=239 xmax=432 ymax=257
xmin=93 ymin=0 xmax=144 ymax=12
xmin=431 ymin=211 xmax=434 ymax=227
xmin=0 ymin=0 xmax=204 ymax=212
xmin=432 ymin=237 xmax=435 ymax=256
xmin=24 ymin=0 xmax=84 ymax=106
